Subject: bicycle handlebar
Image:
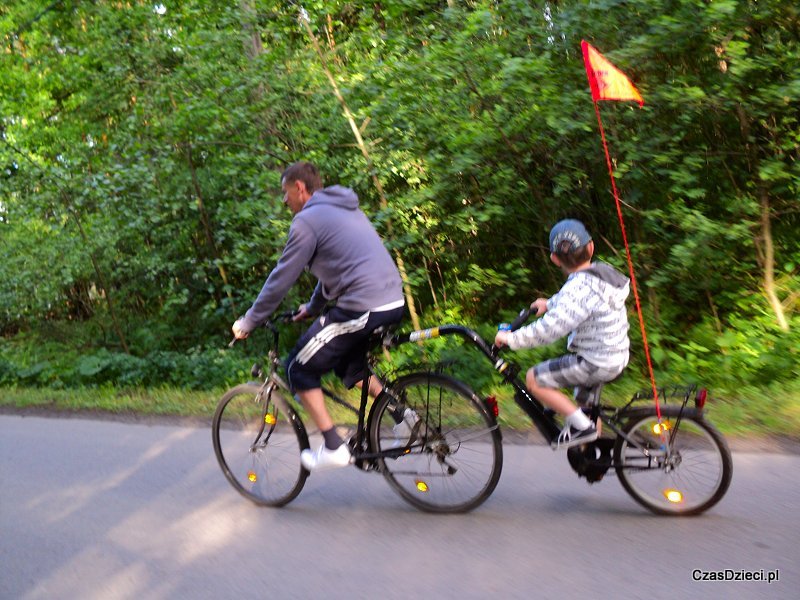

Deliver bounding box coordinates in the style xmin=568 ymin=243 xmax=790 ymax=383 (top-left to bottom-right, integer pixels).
xmin=508 ymin=307 xmax=532 ymax=331
xmin=271 ymin=310 xmax=301 ymax=325
xmin=227 ymin=310 xmax=300 ymax=348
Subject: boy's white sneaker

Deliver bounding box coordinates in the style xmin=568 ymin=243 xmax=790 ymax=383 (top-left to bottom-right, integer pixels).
xmin=552 ymin=424 xmax=598 ymax=450
xmin=300 ymin=443 xmax=352 ymax=471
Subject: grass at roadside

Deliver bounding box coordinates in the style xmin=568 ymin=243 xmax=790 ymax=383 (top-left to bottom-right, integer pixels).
xmin=1 ymin=379 xmax=798 ymax=439
xmin=0 ymin=386 xmax=220 ymax=418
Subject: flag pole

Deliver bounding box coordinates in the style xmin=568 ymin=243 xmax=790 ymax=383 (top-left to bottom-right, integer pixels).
xmin=591 ymin=100 xmax=662 ymax=420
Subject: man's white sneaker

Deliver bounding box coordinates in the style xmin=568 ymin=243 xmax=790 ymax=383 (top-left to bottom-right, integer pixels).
xmin=300 ymin=443 xmax=352 ymax=471
xmin=390 ymin=408 xmax=420 ymax=448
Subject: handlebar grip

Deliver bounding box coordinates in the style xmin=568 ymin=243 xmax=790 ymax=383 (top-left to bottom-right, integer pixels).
xmin=274 ymin=310 xmax=298 ymax=323
xmin=509 ymin=308 xmax=531 ymax=331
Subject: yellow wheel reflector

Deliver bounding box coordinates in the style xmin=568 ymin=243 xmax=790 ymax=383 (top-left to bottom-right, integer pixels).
xmin=664 ymin=489 xmax=683 ymax=503
xmin=265 ymin=414 xmax=276 ymax=425
xmin=415 ymin=480 xmax=429 ymax=493
xmin=652 ymin=421 xmax=671 ymax=435
xmin=248 ymin=471 xmax=257 ymax=483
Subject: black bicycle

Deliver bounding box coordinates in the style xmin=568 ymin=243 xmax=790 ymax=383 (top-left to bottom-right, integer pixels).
xmin=389 ymin=308 xmax=733 ymax=516
xmin=213 ymin=309 xmax=732 ymax=515
xmin=212 ymin=311 xmax=503 ymax=513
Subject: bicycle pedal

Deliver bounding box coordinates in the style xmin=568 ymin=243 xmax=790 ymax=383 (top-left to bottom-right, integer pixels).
xmin=352 ymin=457 xmax=373 ymax=471
xmin=346 ymin=436 xmax=365 ymax=454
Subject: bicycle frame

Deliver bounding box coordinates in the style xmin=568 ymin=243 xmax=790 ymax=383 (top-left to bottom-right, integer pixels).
xmin=253 ymin=315 xmax=410 ymax=467
xmin=389 ymin=324 xmax=695 ymax=459
xmin=390 ymin=325 xmax=563 ymax=443
xmin=257 ymin=315 xmax=690 ymax=462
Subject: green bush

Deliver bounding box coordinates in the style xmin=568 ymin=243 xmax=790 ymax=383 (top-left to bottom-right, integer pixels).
xmin=0 ymin=339 xmax=251 ymax=390
xmin=648 ymin=314 xmax=800 ymax=385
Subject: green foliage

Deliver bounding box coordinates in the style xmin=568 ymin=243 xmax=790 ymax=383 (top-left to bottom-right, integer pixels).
xmin=1 ymin=0 xmax=798 ymax=417
xmin=0 ymin=332 xmax=251 ymax=389
xmin=648 ymin=312 xmax=800 ymax=385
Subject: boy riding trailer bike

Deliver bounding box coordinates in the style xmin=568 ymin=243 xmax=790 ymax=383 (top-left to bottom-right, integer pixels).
xmin=494 ymin=219 xmax=631 ymax=451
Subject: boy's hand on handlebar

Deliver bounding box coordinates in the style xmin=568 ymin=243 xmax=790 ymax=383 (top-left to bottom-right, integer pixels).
xmin=531 ymin=298 xmax=548 ymax=316
xmin=494 ymin=331 xmax=510 ymax=348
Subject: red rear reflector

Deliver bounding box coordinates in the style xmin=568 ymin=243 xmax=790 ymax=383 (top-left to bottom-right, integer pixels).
xmin=696 ymin=388 xmax=707 ymax=409
xmin=485 ymin=395 xmax=499 ymax=417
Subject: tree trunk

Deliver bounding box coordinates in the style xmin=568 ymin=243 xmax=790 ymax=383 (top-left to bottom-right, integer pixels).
xmin=757 ymin=187 xmax=789 ymax=331
xmin=238 ymin=0 xmax=286 ymax=148
xmin=736 ymin=104 xmax=789 ymax=332
xmin=299 ymin=12 xmax=422 ymax=331
xmin=239 ymin=0 xmax=263 ymax=60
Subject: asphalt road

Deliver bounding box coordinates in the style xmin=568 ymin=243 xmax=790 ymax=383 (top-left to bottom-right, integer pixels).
xmin=1 ymin=415 xmax=797 ymax=599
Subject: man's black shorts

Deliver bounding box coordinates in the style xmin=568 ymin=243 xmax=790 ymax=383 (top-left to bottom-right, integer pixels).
xmin=285 ymin=305 xmax=404 ymax=392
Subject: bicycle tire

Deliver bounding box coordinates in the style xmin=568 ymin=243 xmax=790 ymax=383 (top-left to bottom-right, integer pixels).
xmin=613 ymin=405 xmax=732 ymax=516
xmin=212 ymin=383 xmax=310 ymax=507
xmin=368 ymin=372 xmax=503 ymax=513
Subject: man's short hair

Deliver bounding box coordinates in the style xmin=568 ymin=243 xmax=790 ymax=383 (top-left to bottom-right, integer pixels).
xmin=282 ymin=162 xmax=323 ymax=194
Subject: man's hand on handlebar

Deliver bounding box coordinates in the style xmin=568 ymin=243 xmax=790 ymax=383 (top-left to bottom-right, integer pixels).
xmin=292 ymin=304 xmax=313 ymax=322
xmin=231 ymin=319 xmax=250 ymax=340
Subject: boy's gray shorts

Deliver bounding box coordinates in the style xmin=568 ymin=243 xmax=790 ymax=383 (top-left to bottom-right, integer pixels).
xmin=534 ymin=354 xmax=625 ymax=405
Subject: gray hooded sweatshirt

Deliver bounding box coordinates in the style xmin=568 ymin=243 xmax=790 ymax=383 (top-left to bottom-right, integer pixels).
xmin=240 ymin=185 xmax=403 ymax=332
xmin=506 ymin=261 xmax=630 ymax=370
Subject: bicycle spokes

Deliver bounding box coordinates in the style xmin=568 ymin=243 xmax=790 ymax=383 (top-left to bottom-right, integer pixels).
xmin=371 ymin=373 xmax=502 ymax=513
xmin=615 ymin=410 xmax=731 ymax=515
xmin=213 ymin=384 xmax=309 ymax=507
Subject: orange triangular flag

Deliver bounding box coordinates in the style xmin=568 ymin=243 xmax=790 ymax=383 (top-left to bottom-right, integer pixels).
xmin=581 ymin=40 xmax=644 ymax=106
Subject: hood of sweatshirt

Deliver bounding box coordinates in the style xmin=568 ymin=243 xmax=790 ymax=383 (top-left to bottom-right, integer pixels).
xmin=303 ymin=185 xmax=359 ymax=211
xmin=574 ymin=261 xmax=630 ymax=310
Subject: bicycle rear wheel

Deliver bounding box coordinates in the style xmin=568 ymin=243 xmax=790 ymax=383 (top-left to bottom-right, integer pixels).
xmin=369 ymin=373 xmax=502 ymax=513
xmin=614 ymin=406 xmax=732 ymax=515
xmin=212 ymin=383 xmax=309 ymax=507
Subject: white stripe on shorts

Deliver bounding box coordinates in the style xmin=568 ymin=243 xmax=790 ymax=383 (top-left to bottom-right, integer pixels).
xmin=294 ymin=311 xmax=370 ymax=365
xmin=371 ymin=299 xmax=404 ymax=312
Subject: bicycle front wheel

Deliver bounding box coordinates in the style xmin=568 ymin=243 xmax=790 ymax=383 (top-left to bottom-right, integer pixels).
xmin=369 ymin=373 xmax=502 ymax=513
xmin=212 ymin=383 xmax=309 ymax=507
xmin=614 ymin=406 xmax=732 ymax=516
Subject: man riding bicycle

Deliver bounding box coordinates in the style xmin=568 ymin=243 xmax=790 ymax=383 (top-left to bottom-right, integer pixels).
xmin=232 ymin=162 xmax=405 ymax=471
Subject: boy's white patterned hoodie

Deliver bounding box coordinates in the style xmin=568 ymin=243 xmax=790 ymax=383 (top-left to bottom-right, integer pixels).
xmin=506 ymin=261 xmax=630 ymax=370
